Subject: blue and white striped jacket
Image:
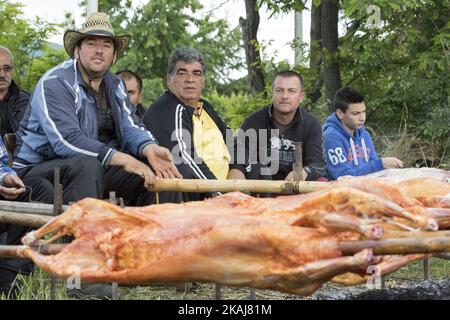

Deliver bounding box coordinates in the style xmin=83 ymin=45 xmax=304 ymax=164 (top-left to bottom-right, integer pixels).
xmin=0 ymin=140 xmax=16 ymax=185
xmin=13 ymin=59 xmax=156 ymax=170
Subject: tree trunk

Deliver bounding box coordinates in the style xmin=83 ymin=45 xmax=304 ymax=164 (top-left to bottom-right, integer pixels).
xmin=321 ymin=0 xmax=341 ymax=112
xmin=239 ymin=0 xmax=265 ymax=95
xmin=309 ymin=1 xmax=323 ymax=104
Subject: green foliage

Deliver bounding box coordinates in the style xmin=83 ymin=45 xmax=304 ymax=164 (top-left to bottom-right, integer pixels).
xmin=93 ymin=0 xmax=243 ymax=107
xmin=2 ymin=0 xmax=446 ymax=165
xmin=205 ymin=89 xmax=269 ymax=129
xmin=337 ymin=0 xmax=449 ymax=162
xmin=24 ymin=46 xmax=67 ymax=92
xmin=0 ymin=0 xmax=64 ymax=91
xmin=258 ymin=0 xmax=307 ymax=16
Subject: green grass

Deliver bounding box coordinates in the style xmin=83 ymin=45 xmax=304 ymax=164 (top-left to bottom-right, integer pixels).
xmin=0 ymin=268 xmax=70 ymax=300
xmin=2 ymin=258 xmax=449 ymax=300
xmin=387 ymin=257 xmax=450 ymax=280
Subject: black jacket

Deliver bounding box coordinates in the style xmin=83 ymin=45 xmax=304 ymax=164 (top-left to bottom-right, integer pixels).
xmin=143 ymin=90 xmax=231 ymax=181
xmin=0 ymin=80 xmax=29 ymax=138
xmin=230 ymin=105 xmax=326 ymax=181
xmin=135 ymin=103 xmax=146 ymax=119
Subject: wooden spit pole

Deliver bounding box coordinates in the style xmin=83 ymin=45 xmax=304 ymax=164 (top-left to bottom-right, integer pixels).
xmin=0 ymin=244 xmax=65 ymax=257
xmin=339 ymin=237 xmax=450 ymax=255
xmin=0 ymin=210 xmax=52 ymax=227
xmin=0 ymin=201 xmax=69 ymax=215
xmin=3 ymin=236 xmax=450 ymax=258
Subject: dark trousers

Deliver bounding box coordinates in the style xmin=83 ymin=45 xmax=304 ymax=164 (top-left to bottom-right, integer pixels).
xmin=0 ymin=176 xmax=53 ymax=296
xmin=18 ymin=155 xmax=181 ymax=205
xmin=245 ymin=163 xmax=273 ymax=198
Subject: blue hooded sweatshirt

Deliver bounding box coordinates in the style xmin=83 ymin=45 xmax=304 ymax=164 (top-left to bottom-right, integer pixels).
xmin=323 ymin=113 xmax=383 ymax=180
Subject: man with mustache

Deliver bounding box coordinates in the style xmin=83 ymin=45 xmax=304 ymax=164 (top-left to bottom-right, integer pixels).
xmin=323 ymin=86 xmax=403 ymax=180
xmin=0 ymin=46 xmax=54 ymax=297
xmin=13 ymin=12 xmax=182 ymax=208
xmin=0 ymin=46 xmax=28 ymax=140
xmin=142 ymin=47 xmax=231 ymax=201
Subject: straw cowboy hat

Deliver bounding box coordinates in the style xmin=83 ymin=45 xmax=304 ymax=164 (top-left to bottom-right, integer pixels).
xmin=63 ymin=12 xmax=131 ymax=58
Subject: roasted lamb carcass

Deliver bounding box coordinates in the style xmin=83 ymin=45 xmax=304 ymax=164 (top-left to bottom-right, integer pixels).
xmin=398 ymin=178 xmax=450 ymax=208
xmin=331 ymin=175 xmax=449 ymax=230
xmin=21 ymin=198 xmax=374 ymax=296
xmin=366 ymin=168 xmax=450 ymax=183
xmin=19 ymin=177 xmax=447 ymax=295
xmin=129 ymin=186 xmax=437 ymax=236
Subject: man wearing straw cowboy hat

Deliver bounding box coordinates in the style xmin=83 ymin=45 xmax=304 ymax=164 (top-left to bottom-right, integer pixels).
xmin=12 ymin=12 xmax=182 ymax=207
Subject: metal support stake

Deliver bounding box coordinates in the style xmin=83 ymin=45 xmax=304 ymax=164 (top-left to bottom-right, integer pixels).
xmin=109 ymin=191 xmax=119 ymax=300
xmin=51 ymin=167 xmax=63 ymax=300
xmin=174 ymin=195 xmax=192 ymax=296
xmin=176 ymin=283 xmax=191 ymax=294
xmin=423 ymin=258 xmax=429 ymax=281
xmin=215 ymin=284 xmax=222 ymax=300
xmin=293 ymin=142 xmax=303 ymax=181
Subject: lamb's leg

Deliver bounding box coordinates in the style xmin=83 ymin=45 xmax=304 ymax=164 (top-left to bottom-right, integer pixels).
xmin=298 ymin=211 xmax=384 ymax=239
xmin=332 ymin=254 xmax=427 ymax=286
xmin=264 ymin=249 xmax=373 ymax=296
xmin=22 ymin=201 xmax=86 ymax=245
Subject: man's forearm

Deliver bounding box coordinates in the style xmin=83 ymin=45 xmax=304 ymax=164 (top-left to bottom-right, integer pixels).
xmin=109 ymin=151 xmax=132 ymax=167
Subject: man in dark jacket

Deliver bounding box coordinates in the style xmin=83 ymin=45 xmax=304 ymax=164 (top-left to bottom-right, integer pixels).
xmin=116 ymin=69 xmax=146 ymax=118
xmin=0 ymin=46 xmax=29 ymax=138
xmin=142 ymin=47 xmax=231 ymax=201
xmin=228 ymin=70 xmax=326 ymax=181
xmin=0 ymin=46 xmax=53 ymax=298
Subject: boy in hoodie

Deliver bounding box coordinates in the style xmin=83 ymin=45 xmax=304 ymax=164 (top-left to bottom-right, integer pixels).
xmin=323 ymin=86 xmax=403 ymax=180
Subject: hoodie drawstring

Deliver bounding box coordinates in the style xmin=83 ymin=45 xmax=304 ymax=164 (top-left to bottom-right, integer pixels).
xmin=350 ymin=138 xmax=358 ymax=166
xmin=361 ymin=138 xmax=369 ymax=162
xmin=73 ymin=59 xmax=79 ymax=106
xmin=350 ymin=137 xmax=369 ymax=165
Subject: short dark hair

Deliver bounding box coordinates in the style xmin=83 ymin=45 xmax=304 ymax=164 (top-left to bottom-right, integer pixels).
xmin=167 ymin=47 xmax=205 ymax=78
xmin=272 ymin=70 xmax=304 ymax=90
xmin=334 ymin=86 xmax=364 ymax=113
xmin=116 ymin=69 xmax=143 ymax=93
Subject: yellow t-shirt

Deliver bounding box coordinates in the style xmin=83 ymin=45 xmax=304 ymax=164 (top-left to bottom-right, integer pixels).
xmin=192 ymin=108 xmax=230 ymax=180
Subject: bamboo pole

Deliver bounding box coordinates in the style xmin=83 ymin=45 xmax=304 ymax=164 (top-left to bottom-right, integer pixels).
xmin=382 ymin=230 xmax=450 ymax=239
xmin=148 ymin=178 xmax=328 ymax=194
xmin=339 ymin=237 xmax=450 ymax=255
xmin=0 ymin=244 xmax=65 ymax=257
xmin=0 ymin=210 xmax=52 ymax=227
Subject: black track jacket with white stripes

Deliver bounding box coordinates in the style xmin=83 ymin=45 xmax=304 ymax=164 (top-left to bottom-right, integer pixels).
xmin=142 ymin=90 xmax=230 ymax=181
